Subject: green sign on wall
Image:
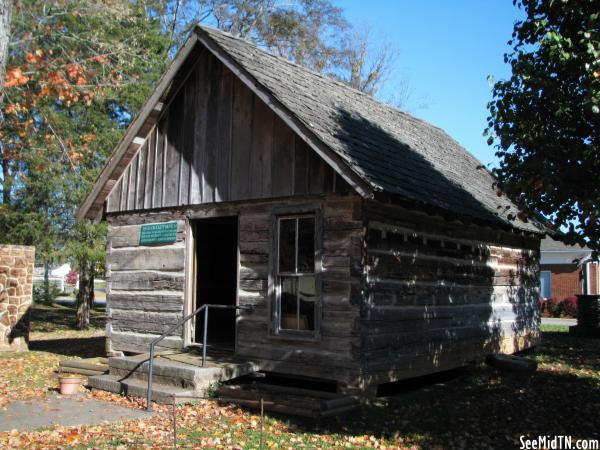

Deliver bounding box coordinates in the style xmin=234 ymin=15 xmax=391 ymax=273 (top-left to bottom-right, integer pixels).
xmin=139 ymin=221 xmax=178 ymax=246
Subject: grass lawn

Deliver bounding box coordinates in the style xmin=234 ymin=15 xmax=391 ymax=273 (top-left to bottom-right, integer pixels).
xmin=1 ymin=305 xmax=599 ymax=449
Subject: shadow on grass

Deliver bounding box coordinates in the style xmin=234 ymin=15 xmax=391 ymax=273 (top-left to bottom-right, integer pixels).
xmin=27 ymin=303 xmax=107 ymax=358
xmin=29 ymin=337 xmax=106 ymax=358
xmin=30 ymin=303 xmax=106 ymax=333
xmin=535 ymin=331 xmax=600 ymax=373
xmin=246 ymin=332 xmax=600 ymax=448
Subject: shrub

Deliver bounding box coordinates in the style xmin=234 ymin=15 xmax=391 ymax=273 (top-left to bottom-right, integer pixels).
xmin=32 ymin=284 xmax=63 ymax=304
xmin=32 ymin=286 xmax=46 ymax=304
xmin=65 ymin=270 xmax=78 ymax=287
xmin=560 ymin=296 xmax=578 ymax=318
xmin=540 ymin=296 xmax=578 ymax=318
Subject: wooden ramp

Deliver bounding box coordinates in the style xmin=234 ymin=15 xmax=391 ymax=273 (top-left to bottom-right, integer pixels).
xmin=217 ymin=383 xmax=359 ymax=419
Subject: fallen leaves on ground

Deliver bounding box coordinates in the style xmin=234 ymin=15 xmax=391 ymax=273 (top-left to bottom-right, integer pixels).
xmin=0 ymin=304 xmax=105 ymax=408
xmin=0 ymin=351 xmax=62 ymax=407
xmin=1 ymin=308 xmax=599 ymax=449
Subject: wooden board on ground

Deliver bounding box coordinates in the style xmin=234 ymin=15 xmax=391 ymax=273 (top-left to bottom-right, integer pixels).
xmin=486 ymin=354 xmax=537 ymax=372
xmin=59 ymin=357 xmax=109 ymax=377
xmin=217 ymin=383 xmax=359 ymax=419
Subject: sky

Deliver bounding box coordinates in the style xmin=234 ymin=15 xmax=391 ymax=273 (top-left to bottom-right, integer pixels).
xmin=335 ymin=0 xmax=525 ymax=167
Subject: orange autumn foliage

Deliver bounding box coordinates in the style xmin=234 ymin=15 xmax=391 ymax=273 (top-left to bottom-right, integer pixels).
xmin=4 ymin=68 xmax=29 ymax=87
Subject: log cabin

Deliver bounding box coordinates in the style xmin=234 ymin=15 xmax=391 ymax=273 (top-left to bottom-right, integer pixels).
xmin=78 ymin=25 xmax=545 ymax=396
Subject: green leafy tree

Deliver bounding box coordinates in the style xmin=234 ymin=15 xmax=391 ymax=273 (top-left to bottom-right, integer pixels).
xmin=1 ymin=0 xmax=169 ymax=325
xmin=487 ymin=0 xmax=600 ymax=247
xmin=66 ymin=222 xmax=107 ymax=329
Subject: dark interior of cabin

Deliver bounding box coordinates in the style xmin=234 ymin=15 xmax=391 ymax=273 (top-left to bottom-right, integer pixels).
xmin=194 ymin=217 xmax=238 ymax=350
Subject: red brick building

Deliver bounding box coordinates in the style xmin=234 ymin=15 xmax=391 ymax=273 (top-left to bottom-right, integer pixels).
xmin=540 ymin=237 xmax=598 ymax=299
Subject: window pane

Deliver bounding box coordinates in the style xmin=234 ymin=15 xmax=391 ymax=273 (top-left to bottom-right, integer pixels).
xmin=279 ymin=219 xmax=296 ymax=273
xmin=540 ymin=271 xmax=552 ymax=298
xmin=280 ymin=277 xmax=298 ymax=330
xmin=297 ymin=217 xmax=315 ymax=272
xmin=298 ymin=276 xmax=316 ymax=331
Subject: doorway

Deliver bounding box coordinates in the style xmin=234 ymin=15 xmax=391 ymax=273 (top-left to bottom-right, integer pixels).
xmin=193 ymin=216 xmax=238 ymax=350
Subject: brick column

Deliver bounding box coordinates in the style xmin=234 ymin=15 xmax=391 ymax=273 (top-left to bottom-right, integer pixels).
xmin=0 ymin=245 xmax=35 ymax=351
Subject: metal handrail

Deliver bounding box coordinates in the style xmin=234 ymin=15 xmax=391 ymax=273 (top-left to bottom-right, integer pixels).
xmin=146 ymin=303 xmax=253 ymax=411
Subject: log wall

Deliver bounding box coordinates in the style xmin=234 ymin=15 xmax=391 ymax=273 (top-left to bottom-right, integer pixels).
xmin=105 ymin=220 xmax=187 ymax=354
xmin=234 ymin=195 xmax=363 ymax=384
xmin=359 ymin=202 xmax=541 ymax=388
xmin=105 ymin=194 xmax=363 ymax=384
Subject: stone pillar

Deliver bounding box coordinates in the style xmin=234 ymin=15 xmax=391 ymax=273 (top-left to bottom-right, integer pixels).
xmin=0 ymin=245 xmax=35 ymax=351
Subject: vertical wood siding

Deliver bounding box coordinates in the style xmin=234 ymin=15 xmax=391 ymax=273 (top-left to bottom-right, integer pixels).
xmin=106 ymin=50 xmax=345 ymax=213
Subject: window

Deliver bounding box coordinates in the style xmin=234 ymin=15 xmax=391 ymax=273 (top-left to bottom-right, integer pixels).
xmin=276 ymin=215 xmax=317 ymax=333
xmin=540 ymin=271 xmax=552 ymax=298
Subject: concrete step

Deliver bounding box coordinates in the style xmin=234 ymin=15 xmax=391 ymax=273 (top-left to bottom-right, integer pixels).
xmin=88 ymin=374 xmax=199 ymax=404
xmin=108 ymin=354 xmax=258 ymax=390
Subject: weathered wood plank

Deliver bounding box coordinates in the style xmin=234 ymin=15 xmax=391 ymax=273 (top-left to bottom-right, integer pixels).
xmin=308 ymin=148 xmax=324 ymax=195
xmin=202 ymin=54 xmax=218 ymax=204
xmin=109 ymin=309 xmax=182 ymax=324
xmin=180 ymin=74 xmax=195 ymax=206
xmin=153 ymin=118 xmax=166 ymax=208
xmin=110 ymin=246 xmax=186 ymax=271
xmin=108 ymin=291 xmax=184 ymax=312
xmin=250 ymin=96 xmax=273 ymax=198
xmin=271 ymin=115 xmax=294 ymax=197
xmin=230 ymin=78 xmax=253 ymax=201
xmin=164 ymin=90 xmax=184 ymax=206
xmin=190 ymin=56 xmax=208 ymax=204
xmin=120 ymin=166 xmax=130 ymax=210
xmin=128 ymin=152 xmax=138 ymax=209
xmin=144 ymin=128 xmax=156 ymax=209
xmin=136 ymin=143 xmax=147 ymax=209
xmin=112 ymin=319 xmax=184 ymax=335
xmin=107 ymin=177 xmax=122 ymax=213
xmin=108 ymin=330 xmax=183 ymax=352
xmin=108 ymin=271 xmax=185 ymax=291
xmin=235 ymin=342 xmax=358 ymax=369
xmin=293 ymin=136 xmax=308 ymax=195
xmin=215 ymin=65 xmax=233 ymax=202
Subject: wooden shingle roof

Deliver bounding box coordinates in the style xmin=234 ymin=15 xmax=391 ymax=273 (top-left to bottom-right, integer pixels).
xmin=197 ymin=26 xmax=542 ymax=233
xmin=78 ymin=25 xmax=544 ymax=234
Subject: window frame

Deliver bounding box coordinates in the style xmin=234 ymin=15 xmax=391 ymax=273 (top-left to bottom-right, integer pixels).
xmin=269 ymin=204 xmax=322 ymax=340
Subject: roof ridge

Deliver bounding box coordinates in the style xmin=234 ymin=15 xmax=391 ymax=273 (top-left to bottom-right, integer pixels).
xmin=195 ymin=25 xmax=487 ymax=167
xmin=196 ymin=25 xmax=383 ymax=100
xmin=193 ymin=24 xmax=543 ymax=234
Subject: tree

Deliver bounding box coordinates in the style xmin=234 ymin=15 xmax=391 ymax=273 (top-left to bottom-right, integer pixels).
xmin=0 ymin=0 xmax=169 ymax=325
xmin=486 ymin=0 xmax=600 ymax=247
xmin=0 ymin=0 xmax=11 ymax=85
xmin=0 ymin=0 xmax=12 ymax=207
xmin=66 ymin=222 xmax=107 ymax=329
xmin=333 ymin=27 xmax=397 ymax=96
xmin=142 ymin=0 xmax=400 ymax=94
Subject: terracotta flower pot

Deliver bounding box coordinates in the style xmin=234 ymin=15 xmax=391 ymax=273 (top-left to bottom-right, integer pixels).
xmin=58 ymin=375 xmax=84 ymax=395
